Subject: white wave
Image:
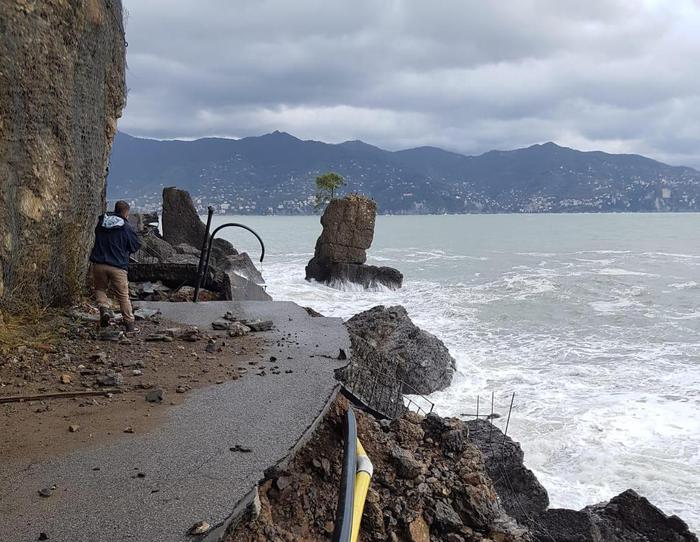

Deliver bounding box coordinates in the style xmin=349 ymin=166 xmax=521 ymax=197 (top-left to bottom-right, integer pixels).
xmin=245 ymin=216 xmax=700 ymax=532
xmin=598 ymin=267 xmax=657 ymax=277
xmin=669 ymin=281 xmax=698 ymax=289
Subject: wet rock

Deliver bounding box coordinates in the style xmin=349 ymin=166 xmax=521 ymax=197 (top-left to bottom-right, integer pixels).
xmin=346 ymin=305 xmax=455 ymax=394
xmin=127 ymin=212 xmax=159 ymax=235
xmin=145 ymin=389 xmax=164 ymax=403
xmin=305 ymin=195 xmax=403 ymax=290
xmin=534 ymin=490 xmax=699 ymax=542
xmin=467 ymin=419 xmax=549 ymax=525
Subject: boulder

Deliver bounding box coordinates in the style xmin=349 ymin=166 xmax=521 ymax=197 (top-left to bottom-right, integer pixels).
xmin=215 ymin=253 xmax=271 ymax=302
xmin=534 ymin=490 xmax=698 ymax=542
xmin=345 ymin=305 xmax=455 ymax=394
xmin=161 ymin=187 xmax=236 ymax=263
xmin=466 ymin=419 xmax=549 ymax=525
xmin=305 ymin=195 xmax=403 ymax=289
xmin=0 ymin=0 xmax=126 ymax=308
xmin=133 ymin=232 xmax=176 ymax=263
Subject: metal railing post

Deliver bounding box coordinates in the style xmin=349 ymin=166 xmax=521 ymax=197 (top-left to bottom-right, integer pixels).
xmin=193 ymin=206 xmax=214 ymax=303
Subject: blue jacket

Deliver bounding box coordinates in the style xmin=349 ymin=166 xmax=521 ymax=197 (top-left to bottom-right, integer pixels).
xmin=89 ymin=214 xmax=142 ymax=270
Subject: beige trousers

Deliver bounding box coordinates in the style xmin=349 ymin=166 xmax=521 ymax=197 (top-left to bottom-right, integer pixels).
xmin=92 ymin=263 xmax=134 ymax=323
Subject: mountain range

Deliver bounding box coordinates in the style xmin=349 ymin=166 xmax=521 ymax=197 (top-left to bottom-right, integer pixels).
xmin=107 ymin=131 xmax=700 ymax=214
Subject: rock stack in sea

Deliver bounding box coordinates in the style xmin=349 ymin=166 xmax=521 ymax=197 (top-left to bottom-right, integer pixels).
xmin=305 ymin=194 xmax=403 ymax=289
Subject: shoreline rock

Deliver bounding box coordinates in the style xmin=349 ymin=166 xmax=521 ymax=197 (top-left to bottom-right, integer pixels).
xmin=534 ymin=490 xmax=697 ymax=542
xmin=128 ymin=187 xmax=270 ymax=301
xmin=345 ymin=305 xmax=456 ymax=395
xmin=305 ymin=195 xmax=403 ymax=290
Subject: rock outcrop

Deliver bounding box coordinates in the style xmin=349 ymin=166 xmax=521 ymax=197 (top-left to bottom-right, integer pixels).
xmin=0 ymin=0 xmax=126 ymax=309
xmin=305 ymin=195 xmax=403 ymax=289
xmin=345 ymin=305 xmax=456 ymax=395
xmin=130 ymin=188 xmax=271 ymax=301
xmin=466 ymin=419 xmax=549 ymax=525
xmin=162 ymin=187 xmax=236 ymax=265
xmin=534 ymin=490 xmax=697 ymax=542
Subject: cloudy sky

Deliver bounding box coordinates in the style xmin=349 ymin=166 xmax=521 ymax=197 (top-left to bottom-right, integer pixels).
xmin=120 ymin=0 xmax=700 ymax=168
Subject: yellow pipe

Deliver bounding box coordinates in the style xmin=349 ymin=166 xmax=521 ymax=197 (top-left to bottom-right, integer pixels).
xmin=350 ymin=439 xmax=373 ymax=542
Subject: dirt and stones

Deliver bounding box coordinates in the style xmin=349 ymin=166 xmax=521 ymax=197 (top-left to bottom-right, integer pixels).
xmin=229 ymin=394 xmax=529 ymax=542
xmin=0 ymin=305 xmax=264 ymax=463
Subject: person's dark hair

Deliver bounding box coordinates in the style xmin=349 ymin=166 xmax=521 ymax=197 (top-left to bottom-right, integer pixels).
xmin=114 ymin=200 xmax=130 ymax=217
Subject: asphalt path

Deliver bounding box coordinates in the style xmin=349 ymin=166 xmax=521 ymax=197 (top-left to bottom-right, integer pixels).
xmin=0 ymin=301 xmax=349 ymax=542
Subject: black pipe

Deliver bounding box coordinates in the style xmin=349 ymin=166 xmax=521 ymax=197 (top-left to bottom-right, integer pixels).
xmin=332 ymin=409 xmax=357 ymax=542
xmin=199 ymin=223 xmax=266 ymax=296
xmin=193 ymin=207 xmax=215 ymax=303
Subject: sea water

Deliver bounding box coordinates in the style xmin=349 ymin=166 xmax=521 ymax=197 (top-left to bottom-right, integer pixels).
xmin=215 ymin=212 xmax=700 ymax=529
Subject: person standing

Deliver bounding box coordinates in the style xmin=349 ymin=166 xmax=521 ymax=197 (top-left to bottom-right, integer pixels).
xmin=89 ymin=200 xmax=141 ymax=332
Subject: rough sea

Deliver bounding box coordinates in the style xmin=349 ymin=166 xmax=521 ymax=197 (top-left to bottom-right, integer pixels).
xmin=216 ymin=212 xmax=700 ymax=530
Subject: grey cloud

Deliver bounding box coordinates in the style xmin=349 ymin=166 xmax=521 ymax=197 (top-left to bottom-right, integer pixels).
xmin=120 ymin=0 xmax=700 ymax=168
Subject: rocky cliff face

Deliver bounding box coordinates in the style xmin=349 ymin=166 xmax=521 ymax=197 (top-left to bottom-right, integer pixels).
xmin=0 ymin=0 xmax=126 ymax=309
xmin=305 ymin=195 xmax=403 ymax=289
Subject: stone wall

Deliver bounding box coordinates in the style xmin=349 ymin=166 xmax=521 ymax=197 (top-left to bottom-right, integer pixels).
xmin=0 ymin=0 xmax=126 ymax=309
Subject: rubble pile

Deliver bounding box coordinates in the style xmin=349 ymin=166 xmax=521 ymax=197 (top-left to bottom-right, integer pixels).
xmin=231 ymin=395 xmax=529 ymax=542
xmin=127 ymin=187 xmax=270 ymax=302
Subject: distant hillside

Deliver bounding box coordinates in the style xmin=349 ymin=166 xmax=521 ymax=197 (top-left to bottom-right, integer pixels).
xmin=107 ymin=131 xmax=700 ymax=214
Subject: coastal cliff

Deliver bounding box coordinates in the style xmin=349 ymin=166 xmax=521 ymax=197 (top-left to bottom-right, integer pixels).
xmin=0 ymin=0 xmax=126 ymax=309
